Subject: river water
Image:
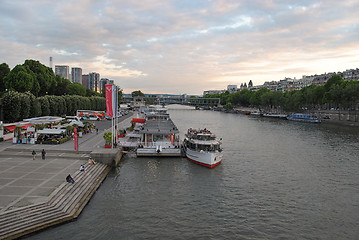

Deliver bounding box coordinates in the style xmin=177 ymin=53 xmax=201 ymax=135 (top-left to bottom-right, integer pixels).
xmin=28 ymin=106 xmax=359 ymax=240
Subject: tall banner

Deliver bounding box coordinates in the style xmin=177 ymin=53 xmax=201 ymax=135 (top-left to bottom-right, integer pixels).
xmin=74 ymin=127 xmax=78 ymax=151
xmin=105 ymin=84 xmax=113 ymax=117
xmin=112 ymin=85 xmax=118 ymax=117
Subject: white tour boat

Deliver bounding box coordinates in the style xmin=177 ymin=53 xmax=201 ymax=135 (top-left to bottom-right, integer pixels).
xmin=183 ymin=128 xmax=223 ymax=168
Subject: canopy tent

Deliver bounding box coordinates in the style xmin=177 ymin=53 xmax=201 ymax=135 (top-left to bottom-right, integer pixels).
xmin=132 ymin=118 xmax=146 ymax=123
xmin=4 ymin=125 xmax=16 ymax=132
xmin=37 ymin=129 xmax=66 ymax=135
xmin=4 ymin=123 xmax=33 ymax=132
xmin=69 ymin=120 xmax=84 ymax=127
xmin=23 ymin=116 xmax=64 ymax=125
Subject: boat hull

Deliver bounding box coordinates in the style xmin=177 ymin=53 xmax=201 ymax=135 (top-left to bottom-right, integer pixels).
xmin=184 ymin=147 xmax=222 ymax=168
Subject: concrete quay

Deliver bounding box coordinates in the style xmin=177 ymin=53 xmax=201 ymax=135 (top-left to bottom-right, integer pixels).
xmin=0 ymin=114 xmax=134 ymax=239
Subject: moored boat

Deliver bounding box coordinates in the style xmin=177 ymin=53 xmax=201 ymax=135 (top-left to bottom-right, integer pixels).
xmin=262 ymin=113 xmax=288 ymax=119
xmin=183 ymin=128 xmax=223 ymax=168
xmin=286 ymin=113 xmax=321 ymax=123
xmin=136 ymin=112 xmax=181 ymax=156
xmin=118 ymin=119 xmax=144 ymax=150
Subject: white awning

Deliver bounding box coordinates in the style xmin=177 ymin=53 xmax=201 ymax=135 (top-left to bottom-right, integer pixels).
xmin=37 ymin=129 xmax=66 ymax=135
xmin=69 ymin=120 xmax=84 ymax=127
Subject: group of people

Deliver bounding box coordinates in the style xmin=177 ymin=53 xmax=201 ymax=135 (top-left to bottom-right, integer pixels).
xmin=32 ymin=149 xmax=46 ymax=160
xmin=66 ymin=158 xmax=96 ymax=184
xmin=31 ymin=149 xmax=98 ymax=184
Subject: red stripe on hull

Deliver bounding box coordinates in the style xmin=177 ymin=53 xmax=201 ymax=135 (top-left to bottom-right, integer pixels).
xmin=187 ymin=157 xmax=221 ymax=168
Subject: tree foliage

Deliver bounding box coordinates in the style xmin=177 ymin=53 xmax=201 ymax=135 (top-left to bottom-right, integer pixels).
xmin=4 ymin=65 xmax=35 ymax=93
xmin=205 ymin=75 xmax=358 ymax=112
xmin=0 ymin=59 xmax=119 ymax=122
xmin=3 ymin=91 xmax=21 ymax=122
xmin=0 ymin=63 xmax=10 ymax=93
xmin=131 ymin=90 xmax=145 ymax=97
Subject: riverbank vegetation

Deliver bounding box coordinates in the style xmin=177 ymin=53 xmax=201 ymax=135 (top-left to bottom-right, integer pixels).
xmin=205 ymin=75 xmax=359 ymax=112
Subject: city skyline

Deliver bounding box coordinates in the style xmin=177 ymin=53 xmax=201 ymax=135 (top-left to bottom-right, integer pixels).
xmin=1 ymin=0 xmax=358 ymax=95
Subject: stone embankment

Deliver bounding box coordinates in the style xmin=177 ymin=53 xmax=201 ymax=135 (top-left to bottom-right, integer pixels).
xmin=0 ymin=161 xmax=110 ymax=240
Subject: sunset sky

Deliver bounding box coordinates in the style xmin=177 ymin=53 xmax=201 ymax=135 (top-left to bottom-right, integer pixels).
xmin=1 ymin=0 xmax=358 ymax=95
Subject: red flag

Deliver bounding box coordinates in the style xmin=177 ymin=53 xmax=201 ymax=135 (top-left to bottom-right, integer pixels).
xmin=74 ymin=127 xmax=78 ymax=151
xmin=105 ymin=84 xmax=113 ymax=117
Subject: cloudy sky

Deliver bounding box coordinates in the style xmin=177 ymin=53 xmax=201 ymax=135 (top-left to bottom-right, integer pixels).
xmin=1 ymin=0 xmax=358 ymax=95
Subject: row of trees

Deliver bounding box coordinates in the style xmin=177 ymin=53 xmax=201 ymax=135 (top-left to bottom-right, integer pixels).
xmin=205 ymin=75 xmax=359 ymax=112
xmin=2 ymin=91 xmax=106 ymax=123
xmin=0 ymin=60 xmax=102 ymax=97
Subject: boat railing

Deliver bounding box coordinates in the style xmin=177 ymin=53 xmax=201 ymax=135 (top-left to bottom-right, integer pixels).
xmin=138 ymin=140 xmax=181 ymax=148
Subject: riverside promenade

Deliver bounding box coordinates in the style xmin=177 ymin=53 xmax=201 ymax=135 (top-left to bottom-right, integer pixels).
xmin=0 ymin=114 xmax=133 ymax=239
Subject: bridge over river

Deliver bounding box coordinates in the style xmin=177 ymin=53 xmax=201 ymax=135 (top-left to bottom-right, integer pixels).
xmin=121 ymin=96 xmax=220 ymax=108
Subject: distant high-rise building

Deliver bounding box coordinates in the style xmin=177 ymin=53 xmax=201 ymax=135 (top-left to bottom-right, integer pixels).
xmin=88 ymin=72 xmax=100 ymax=92
xmin=99 ymin=78 xmax=114 ymax=93
xmin=71 ymin=67 xmax=82 ymax=83
xmin=55 ymin=65 xmax=70 ymax=80
xmin=82 ymin=74 xmax=89 ymax=88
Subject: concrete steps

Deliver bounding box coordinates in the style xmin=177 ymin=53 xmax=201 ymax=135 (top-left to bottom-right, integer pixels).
xmin=0 ymin=162 xmax=110 ymax=240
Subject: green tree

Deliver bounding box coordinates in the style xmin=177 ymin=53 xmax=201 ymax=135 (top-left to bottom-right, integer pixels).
xmin=46 ymin=95 xmax=59 ymax=116
xmin=224 ymin=102 xmax=233 ymax=110
xmin=3 ymin=91 xmax=21 ymax=122
xmin=19 ymin=92 xmax=31 ymax=120
xmin=38 ymin=96 xmax=50 ymax=116
xmin=0 ymin=63 xmax=10 ymax=93
xmin=324 ymin=74 xmax=344 ymax=92
xmin=250 ymin=88 xmax=269 ymax=109
xmin=219 ymin=91 xmax=230 ymax=105
xmin=314 ymin=85 xmax=325 ymax=106
xmin=23 ymin=59 xmax=56 ymax=96
xmin=57 ymin=96 xmax=67 ymax=116
xmin=25 ymin=91 xmax=41 ymax=117
xmin=342 ymin=81 xmax=359 ymax=109
xmin=131 ymin=90 xmax=145 ymax=97
xmin=4 ymin=65 xmax=35 ymax=93
xmin=67 ymin=82 xmax=86 ymax=96
xmin=54 ymin=75 xmax=71 ymax=96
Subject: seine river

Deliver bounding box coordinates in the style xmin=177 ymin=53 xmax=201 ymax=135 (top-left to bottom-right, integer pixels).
xmin=28 ymin=106 xmax=359 ymax=240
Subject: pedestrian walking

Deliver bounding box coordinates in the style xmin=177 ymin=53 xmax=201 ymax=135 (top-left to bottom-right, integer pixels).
xmin=96 ymin=128 xmax=98 ymax=134
xmin=42 ymin=149 xmax=46 ymax=160
xmin=32 ymin=150 xmax=36 ymax=160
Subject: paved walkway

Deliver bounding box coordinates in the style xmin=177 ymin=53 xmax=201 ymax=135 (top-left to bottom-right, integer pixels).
xmin=0 ymin=114 xmax=134 ymax=213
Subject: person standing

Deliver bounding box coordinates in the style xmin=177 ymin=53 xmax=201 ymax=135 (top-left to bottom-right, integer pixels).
xmin=32 ymin=150 xmax=36 ymax=160
xmin=42 ymin=149 xmax=46 ymax=160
